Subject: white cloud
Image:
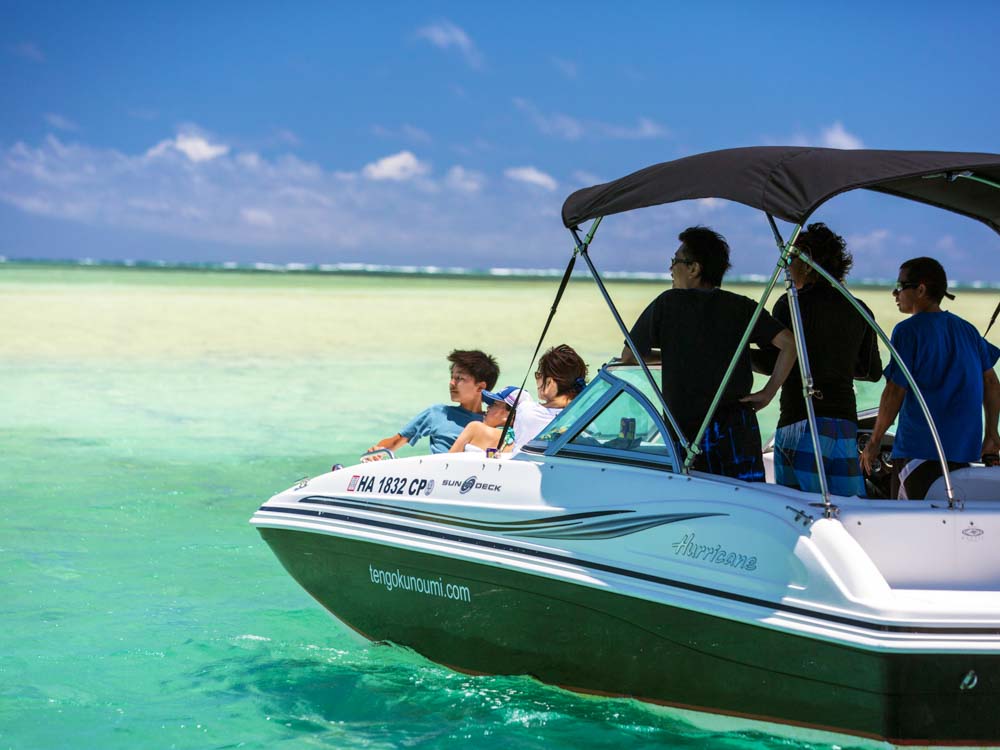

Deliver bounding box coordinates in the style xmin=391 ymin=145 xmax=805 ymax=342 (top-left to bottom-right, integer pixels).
xmin=0 ymin=132 xmax=576 ymax=267
xmin=821 ymin=121 xmax=864 ymax=150
xmin=697 ymin=198 xmax=724 ymax=211
xmin=174 ymin=133 xmax=229 ymax=162
xmin=505 ymin=166 xmax=557 ymax=191
xmin=241 ymin=208 xmax=275 ymax=228
xmin=2 ymin=132 xmax=996 ymax=278
xmin=847 ymin=228 xmax=890 ymax=252
xmin=362 ymin=151 xmax=430 ymax=181
xmin=416 ymin=20 xmax=482 ymax=69
xmin=601 ymin=117 xmax=669 ymax=139
xmin=45 ymin=113 xmax=78 ymax=132
xmin=936 ymin=235 xmax=957 ymax=252
xmin=513 ymin=98 xmax=584 ymax=140
xmin=147 ymin=130 xmax=230 ymax=163
xmin=237 ymin=152 xmax=263 ymax=170
xmin=445 ymin=165 xmax=484 ymax=193
xmin=513 ymin=98 xmax=668 ymax=141
xmin=9 ymin=42 xmax=44 ymax=62
xmin=127 ymin=197 xmax=171 ymax=213
xmin=781 ymin=122 xmax=865 ymax=150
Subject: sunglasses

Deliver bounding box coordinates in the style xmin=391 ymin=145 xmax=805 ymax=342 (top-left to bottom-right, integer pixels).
xmin=670 ymin=255 xmax=696 ymax=269
xmin=892 ymin=281 xmax=920 ymax=295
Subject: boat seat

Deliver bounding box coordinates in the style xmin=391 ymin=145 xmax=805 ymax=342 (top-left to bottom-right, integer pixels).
xmin=925 ymin=466 xmax=1000 ymax=502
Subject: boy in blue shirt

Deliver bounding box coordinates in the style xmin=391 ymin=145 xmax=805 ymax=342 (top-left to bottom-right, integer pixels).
xmin=861 ymin=257 xmax=1000 ymax=499
xmin=367 ymin=349 xmax=500 ymax=456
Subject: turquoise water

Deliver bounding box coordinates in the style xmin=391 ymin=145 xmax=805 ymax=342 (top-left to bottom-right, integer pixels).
xmin=0 ymin=266 xmax=907 ymax=749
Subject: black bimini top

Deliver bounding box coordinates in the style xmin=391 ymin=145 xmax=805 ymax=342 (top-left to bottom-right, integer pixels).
xmin=562 ymin=147 xmax=1000 ymax=234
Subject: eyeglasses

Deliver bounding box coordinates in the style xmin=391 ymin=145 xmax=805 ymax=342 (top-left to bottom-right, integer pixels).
xmin=892 ymin=281 xmax=920 ymax=295
xmin=670 ymin=255 xmax=695 ymax=269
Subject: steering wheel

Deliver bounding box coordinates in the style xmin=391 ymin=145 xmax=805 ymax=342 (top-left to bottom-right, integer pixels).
xmin=857 ymin=431 xmax=892 ymax=498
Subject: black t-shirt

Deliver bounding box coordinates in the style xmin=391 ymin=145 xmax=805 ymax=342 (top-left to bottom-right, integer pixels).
xmin=752 ymin=284 xmax=881 ymax=427
xmin=629 ymin=288 xmax=785 ymax=440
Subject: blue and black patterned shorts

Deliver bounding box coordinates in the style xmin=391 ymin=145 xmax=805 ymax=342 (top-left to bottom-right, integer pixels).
xmin=691 ymin=402 xmax=765 ymax=483
xmin=774 ymin=417 xmax=864 ymax=496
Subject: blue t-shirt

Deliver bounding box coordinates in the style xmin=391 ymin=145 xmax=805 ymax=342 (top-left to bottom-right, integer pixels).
xmin=884 ymin=311 xmax=1000 ymax=462
xmin=399 ymin=404 xmax=483 ymax=454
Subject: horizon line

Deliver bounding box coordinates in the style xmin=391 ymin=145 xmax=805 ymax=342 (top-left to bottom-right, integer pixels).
xmin=2 ymin=255 xmax=999 ymax=290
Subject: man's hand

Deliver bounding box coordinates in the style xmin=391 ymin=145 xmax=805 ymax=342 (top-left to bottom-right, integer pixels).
xmin=859 ymin=439 xmax=880 ymax=475
xmin=859 ymin=379 xmax=906 ymax=475
xmin=740 ymin=386 xmax=777 ymax=412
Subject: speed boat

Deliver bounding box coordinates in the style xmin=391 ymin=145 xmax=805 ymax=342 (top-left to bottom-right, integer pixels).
xmin=252 ymin=147 xmax=1000 ymax=746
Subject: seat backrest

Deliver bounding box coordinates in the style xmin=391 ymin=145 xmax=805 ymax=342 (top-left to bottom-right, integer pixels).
xmin=925 ymin=466 xmax=1000 ymax=502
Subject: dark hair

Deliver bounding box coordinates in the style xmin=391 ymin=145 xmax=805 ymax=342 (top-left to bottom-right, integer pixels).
xmin=537 ymin=344 xmax=588 ymax=397
xmin=899 ymin=257 xmax=954 ymax=303
xmin=794 ymin=222 xmax=853 ymax=283
xmin=448 ymin=350 xmax=500 ymax=390
xmin=678 ymin=226 xmax=731 ymax=287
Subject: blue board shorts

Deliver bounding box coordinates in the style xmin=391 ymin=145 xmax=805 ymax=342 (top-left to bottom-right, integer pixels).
xmin=774 ymin=417 xmax=865 ymax=496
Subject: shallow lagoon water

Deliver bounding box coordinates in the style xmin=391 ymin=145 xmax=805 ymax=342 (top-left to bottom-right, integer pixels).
xmin=3 ymin=265 xmax=998 ymax=749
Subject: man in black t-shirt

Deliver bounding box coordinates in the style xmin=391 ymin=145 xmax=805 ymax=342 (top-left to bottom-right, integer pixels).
xmin=621 ymin=226 xmax=796 ymax=481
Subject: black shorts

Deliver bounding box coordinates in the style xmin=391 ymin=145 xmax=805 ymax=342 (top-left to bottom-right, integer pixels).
xmin=890 ymin=457 xmax=970 ymax=500
xmin=691 ymin=402 xmax=765 ymax=483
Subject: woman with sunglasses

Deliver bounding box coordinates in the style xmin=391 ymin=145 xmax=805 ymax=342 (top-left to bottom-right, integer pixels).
xmin=450 ymin=344 xmax=588 ymax=455
xmin=512 ymin=344 xmax=589 ymax=453
xmin=860 ymin=256 xmax=1000 ymax=499
xmin=753 ymin=223 xmax=882 ymax=496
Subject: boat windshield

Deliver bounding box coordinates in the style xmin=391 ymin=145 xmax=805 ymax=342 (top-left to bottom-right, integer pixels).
xmin=524 ymin=365 xmax=677 ymax=470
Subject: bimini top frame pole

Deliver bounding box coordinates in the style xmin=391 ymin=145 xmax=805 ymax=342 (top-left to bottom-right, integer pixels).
xmin=791 ymin=247 xmax=959 ymax=507
xmin=570 ymin=221 xmax=691 ymax=461
xmin=767 ymin=217 xmax=833 ymax=512
xmin=683 ymin=226 xmax=801 ymax=474
xmin=559 ymin=148 xmax=1000 ymax=501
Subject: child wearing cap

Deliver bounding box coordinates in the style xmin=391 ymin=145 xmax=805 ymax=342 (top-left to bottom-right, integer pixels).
xmin=448 ymin=344 xmax=589 ymax=455
xmin=448 ymin=386 xmax=524 ymax=453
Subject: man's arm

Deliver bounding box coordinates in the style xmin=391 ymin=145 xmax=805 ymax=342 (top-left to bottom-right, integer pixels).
xmin=859 ymin=380 xmax=906 ymax=473
xmin=618 ymin=346 xmax=660 ymax=365
xmin=854 ymin=323 xmax=884 ymax=381
xmin=368 ymin=434 xmax=409 ymax=453
xmin=740 ymin=329 xmax=796 ymax=411
xmin=983 ymin=369 xmax=1000 ymax=457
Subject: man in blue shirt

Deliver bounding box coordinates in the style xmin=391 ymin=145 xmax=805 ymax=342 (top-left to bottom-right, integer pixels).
xmin=367 ymin=349 xmax=500 ymax=456
xmin=861 ymin=257 xmax=1000 ymax=499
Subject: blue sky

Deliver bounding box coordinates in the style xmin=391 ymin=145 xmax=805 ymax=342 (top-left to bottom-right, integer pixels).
xmin=3 ymin=1 xmax=999 ymax=280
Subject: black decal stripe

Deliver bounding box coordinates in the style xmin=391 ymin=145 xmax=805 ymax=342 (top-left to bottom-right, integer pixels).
xmin=515 ymin=513 xmax=727 ymax=539
xmin=256 ymin=505 xmax=1000 ymax=637
xmin=301 ymin=495 xmax=634 ymax=532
